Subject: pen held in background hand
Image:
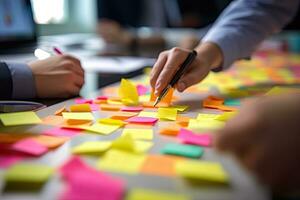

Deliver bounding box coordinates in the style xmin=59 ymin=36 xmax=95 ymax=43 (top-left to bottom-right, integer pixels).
xmin=53 ymin=47 xmax=63 ymax=55
xmin=153 ymin=50 xmax=198 ymax=107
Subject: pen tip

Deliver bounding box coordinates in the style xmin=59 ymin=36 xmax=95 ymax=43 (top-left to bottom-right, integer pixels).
xmin=153 ymin=98 xmax=159 ymax=107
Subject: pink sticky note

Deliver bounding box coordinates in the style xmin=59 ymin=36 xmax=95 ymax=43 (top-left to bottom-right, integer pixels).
xmin=75 ymin=98 xmax=93 ymax=104
xmin=96 ymin=96 xmax=108 ymax=100
xmin=178 ymin=128 xmax=212 ymax=147
xmin=11 ymin=139 xmax=48 ymax=156
xmin=121 ymin=106 xmax=143 ymax=112
xmin=125 ymin=116 xmax=158 ymax=124
xmin=90 ymin=104 xmax=100 ymax=111
xmin=136 ymin=84 xmax=148 ymax=96
xmin=60 ymin=156 xmax=124 ymax=200
xmin=43 ymin=127 xmax=80 ymax=137
xmin=0 ymin=155 xmax=23 ymax=168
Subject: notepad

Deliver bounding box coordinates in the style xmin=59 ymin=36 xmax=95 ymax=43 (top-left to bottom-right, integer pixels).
xmin=0 ymin=111 xmax=41 ymax=126
xmin=70 ymin=104 xmax=91 ymax=112
xmin=98 ymin=149 xmax=146 ymax=174
xmin=126 ymin=188 xmax=190 ymax=200
xmin=158 ymin=108 xmax=177 ymax=121
xmin=72 ymin=141 xmax=112 ymax=155
xmin=122 ymin=129 xmax=153 ymax=140
xmin=161 ymin=143 xmax=203 ymax=159
xmin=119 ymin=79 xmax=139 ymax=106
xmin=62 ymin=112 xmax=94 ymax=121
xmin=5 ymin=163 xmax=53 ymax=185
xmin=178 ymin=128 xmax=212 ymax=147
xmin=175 ymin=160 xmax=229 ymax=184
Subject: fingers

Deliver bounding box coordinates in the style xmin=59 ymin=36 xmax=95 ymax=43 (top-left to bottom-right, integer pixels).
xmin=150 ymin=51 xmax=167 ymax=89
xmin=61 ymin=55 xmax=84 ymax=77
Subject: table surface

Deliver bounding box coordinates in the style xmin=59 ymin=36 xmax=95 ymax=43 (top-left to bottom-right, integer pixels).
xmin=0 ymin=76 xmax=270 ymax=200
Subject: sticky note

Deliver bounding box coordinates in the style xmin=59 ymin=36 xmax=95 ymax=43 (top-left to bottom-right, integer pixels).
xmin=75 ymin=98 xmax=93 ymax=104
xmin=70 ymin=104 xmax=91 ymax=112
xmin=11 ymin=139 xmax=48 ymax=156
xmin=5 ymin=163 xmax=53 ymax=185
xmin=97 ymin=149 xmax=146 ymax=174
xmin=0 ymin=111 xmax=41 ymax=126
xmin=176 ymin=115 xmax=191 ymax=127
xmin=55 ymin=106 xmax=67 ymax=116
xmin=0 ymin=155 xmax=23 ymax=169
xmin=118 ymin=79 xmax=139 ymax=105
xmin=196 ymin=113 xmax=220 ymax=120
xmin=98 ymin=118 xmax=125 ymax=126
xmin=215 ymin=112 xmax=236 ymax=122
xmin=158 ymin=108 xmax=177 ymax=121
xmin=121 ymin=106 xmax=143 ymax=112
xmin=126 ymin=188 xmax=190 ymax=200
xmin=122 ymin=129 xmax=153 ymax=140
xmin=0 ymin=133 xmax=32 ymax=143
xmin=224 ymin=99 xmax=241 ymax=106
xmin=136 ymin=84 xmax=148 ymax=95
xmin=42 ymin=115 xmax=64 ymax=126
xmin=142 ymin=101 xmax=169 ymax=108
xmin=111 ymin=112 xmax=138 ymax=120
xmin=111 ymin=134 xmax=136 ymax=152
xmin=62 ymin=112 xmax=94 ymax=121
xmin=107 ymin=99 xmax=123 ymax=105
xmin=188 ymin=119 xmax=224 ymax=132
xmin=140 ymin=155 xmax=182 ymax=177
xmin=171 ymin=105 xmax=189 ymax=112
xmin=83 ymin=123 xmax=121 ymax=135
xmin=72 ymin=141 xmax=112 ymax=155
xmin=134 ymin=141 xmax=153 ymax=153
xmin=100 ymin=104 xmax=122 ymax=111
xmin=178 ymin=128 xmax=212 ymax=147
xmin=150 ymin=88 xmax=174 ymax=106
xmin=60 ymin=156 xmax=124 ymax=200
xmin=32 ymin=135 xmax=68 ymax=148
xmin=43 ymin=127 xmax=81 ymax=137
xmin=159 ymin=124 xmax=181 ymax=136
xmin=125 ymin=117 xmax=158 ymax=124
xmin=138 ymin=111 xmax=158 ymax=118
xmin=175 ymin=160 xmax=229 ymax=184
xmin=161 ymin=143 xmax=203 ymax=159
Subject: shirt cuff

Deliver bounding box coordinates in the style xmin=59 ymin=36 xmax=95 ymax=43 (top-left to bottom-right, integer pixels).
xmin=202 ymin=29 xmax=241 ymax=71
xmin=6 ymin=63 xmax=36 ymax=99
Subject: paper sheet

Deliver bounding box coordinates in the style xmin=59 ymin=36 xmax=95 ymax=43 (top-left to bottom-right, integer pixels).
xmin=0 ymin=111 xmax=41 ymax=126
xmin=119 ymin=79 xmax=139 ymax=106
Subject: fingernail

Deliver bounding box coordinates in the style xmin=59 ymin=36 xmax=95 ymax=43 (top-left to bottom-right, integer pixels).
xmin=178 ymin=82 xmax=185 ymax=92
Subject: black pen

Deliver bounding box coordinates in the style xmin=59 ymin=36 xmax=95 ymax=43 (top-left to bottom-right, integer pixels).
xmin=153 ymin=50 xmax=198 ymax=107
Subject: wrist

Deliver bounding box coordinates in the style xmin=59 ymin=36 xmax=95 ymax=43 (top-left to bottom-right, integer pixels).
xmin=194 ymin=42 xmax=224 ymax=71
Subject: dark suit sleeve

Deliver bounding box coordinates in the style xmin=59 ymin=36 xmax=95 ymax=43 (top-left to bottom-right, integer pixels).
xmin=0 ymin=62 xmax=13 ymax=99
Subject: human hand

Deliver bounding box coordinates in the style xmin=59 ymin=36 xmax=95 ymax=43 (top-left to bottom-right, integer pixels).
xmin=97 ymin=19 xmax=133 ymax=46
xmin=215 ymin=93 xmax=300 ymax=192
xmin=150 ymin=42 xmax=223 ymax=95
xmin=178 ymin=34 xmax=200 ymax=50
xmin=28 ymin=55 xmax=84 ymax=98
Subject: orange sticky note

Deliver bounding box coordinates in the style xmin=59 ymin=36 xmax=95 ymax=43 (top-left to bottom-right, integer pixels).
xmin=140 ymin=155 xmax=182 ymax=177
xmin=216 ymin=105 xmax=237 ymax=112
xmin=159 ymin=124 xmax=181 ymax=136
xmin=32 ymin=135 xmax=68 ymax=148
xmin=42 ymin=115 xmax=64 ymax=126
xmin=70 ymin=104 xmax=91 ymax=112
xmin=125 ymin=124 xmax=154 ymax=129
xmin=93 ymin=99 xmax=107 ymax=104
xmin=0 ymin=133 xmax=32 ymax=143
xmin=111 ymin=112 xmax=138 ymax=120
xmin=100 ymin=104 xmax=122 ymax=111
xmin=149 ymin=88 xmax=174 ymax=106
xmin=55 ymin=106 xmax=67 ymax=116
xmin=142 ymin=101 xmax=168 ymax=108
xmin=176 ymin=115 xmax=191 ymax=127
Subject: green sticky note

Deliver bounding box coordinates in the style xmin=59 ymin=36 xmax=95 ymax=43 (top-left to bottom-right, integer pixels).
xmin=0 ymin=111 xmax=42 ymax=126
xmin=5 ymin=163 xmax=53 ymax=183
xmin=224 ymin=99 xmax=241 ymax=106
xmin=161 ymin=143 xmax=203 ymax=158
xmin=126 ymin=188 xmax=190 ymax=200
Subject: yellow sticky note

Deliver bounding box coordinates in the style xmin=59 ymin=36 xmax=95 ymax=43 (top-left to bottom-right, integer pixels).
xmin=70 ymin=104 xmax=91 ymax=112
xmin=119 ymin=79 xmax=139 ymax=106
xmin=0 ymin=111 xmax=41 ymax=126
xmin=126 ymin=188 xmax=190 ymax=200
xmin=134 ymin=141 xmax=153 ymax=153
xmin=112 ymin=134 xmax=153 ymax=153
xmin=215 ymin=112 xmax=236 ymax=122
xmin=188 ymin=119 xmax=224 ymax=132
xmin=175 ymin=160 xmax=229 ymax=184
xmin=196 ymin=113 xmax=220 ymax=120
xmin=98 ymin=118 xmax=125 ymax=126
xmin=122 ymin=129 xmax=153 ymax=140
xmin=171 ymin=105 xmax=189 ymax=112
xmin=62 ymin=112 xmax=94 ymax=121
xmin=158 ymin=108 xmax=177 ymax=121
xmin=72 ymin=141 xmax=112 ymax=155
xmin=97 ymin=149 xmax=146 ymax=174
xmin=83 ymin=123 xmax=121 ymax=135
xmin=138 ymin=111 xmax=158 ymax=118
